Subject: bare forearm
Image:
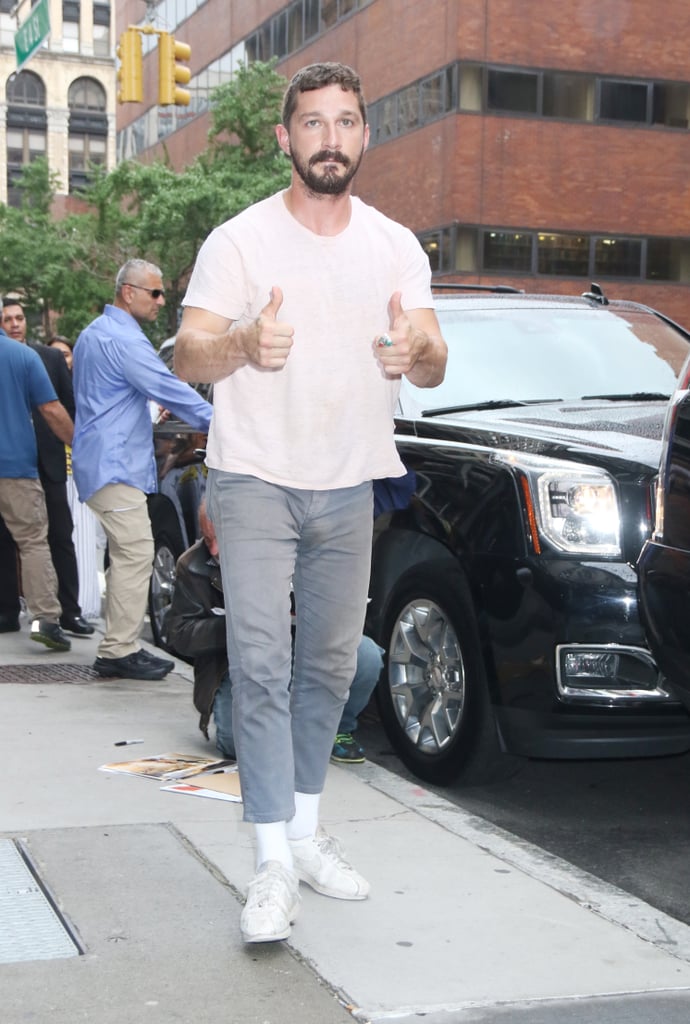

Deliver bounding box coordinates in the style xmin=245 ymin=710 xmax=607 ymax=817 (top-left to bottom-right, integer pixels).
xmin=176 ymin=290 xmax=293 ymax=382
xmin=174 ymin=327 xmax=248 ymax=384
xmin=38 ymin=401 xmax=74 ymax=446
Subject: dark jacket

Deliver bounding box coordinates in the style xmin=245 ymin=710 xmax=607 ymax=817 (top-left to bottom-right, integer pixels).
xmin=164 ymin=539 xmax=228 ymax=739
xmin=30 ymin=342 xmax=75 ymax=483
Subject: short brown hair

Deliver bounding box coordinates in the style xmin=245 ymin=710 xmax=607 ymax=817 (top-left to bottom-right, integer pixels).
xmin=281 ymin=62 xmax=367 ymax=128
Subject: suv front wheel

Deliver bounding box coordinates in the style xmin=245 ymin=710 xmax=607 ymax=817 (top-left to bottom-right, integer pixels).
xmin=377 ymin=562 xmax=517 ymax=786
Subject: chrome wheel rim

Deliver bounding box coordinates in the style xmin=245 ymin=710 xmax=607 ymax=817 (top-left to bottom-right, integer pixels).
xmin=150 ymin=544 xmax=176 ymax=640
xmin=388 ymin=598 xmax=466 ymax=754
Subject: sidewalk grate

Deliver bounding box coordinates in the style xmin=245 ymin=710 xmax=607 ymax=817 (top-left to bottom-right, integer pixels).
xmin=0 ymin=664 xmax=98 ymax=685
xmin=0 ymin=840 xmax=81 ymax=964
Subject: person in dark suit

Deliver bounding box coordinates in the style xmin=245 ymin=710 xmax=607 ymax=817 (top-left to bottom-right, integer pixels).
xmin=0 ymin=298 xmax=93 ymax=636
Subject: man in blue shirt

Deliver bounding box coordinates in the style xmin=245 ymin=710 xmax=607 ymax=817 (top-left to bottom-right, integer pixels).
xmin=0 ymin=316 xmax=75 ymax=652
xmin=1 ymin=298 xmax=94 ymax=638
xmin=72 ymin=259 xmax=213 ymax=681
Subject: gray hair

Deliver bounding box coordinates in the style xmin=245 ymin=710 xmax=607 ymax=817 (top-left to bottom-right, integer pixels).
xmin=115 ymin=259 xmax=163 ymax=295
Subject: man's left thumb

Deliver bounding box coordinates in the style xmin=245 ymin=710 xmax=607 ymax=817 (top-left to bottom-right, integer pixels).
xmin=388 ymin=291 xmax=404 ymax=327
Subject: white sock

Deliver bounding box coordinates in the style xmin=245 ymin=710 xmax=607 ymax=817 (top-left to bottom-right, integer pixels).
xmin=254 ymin=821 xmax=292 ymax=871
xmin=286 ymin=791 xmax=320 ymax=841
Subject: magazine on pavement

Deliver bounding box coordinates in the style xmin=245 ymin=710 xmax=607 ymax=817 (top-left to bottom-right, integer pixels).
xmin=98 ymin=752 xmax=235 ymax=781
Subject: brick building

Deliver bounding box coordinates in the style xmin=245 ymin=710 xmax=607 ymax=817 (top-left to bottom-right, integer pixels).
xmin=117 ymin=0 xmax=690 ymax=325
xmin=0 ymin=0 xmax=115 ymax=211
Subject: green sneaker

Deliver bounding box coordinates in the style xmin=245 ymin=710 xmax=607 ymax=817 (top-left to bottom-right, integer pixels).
xmin=330 ymin=733 xmax=365 ymax=764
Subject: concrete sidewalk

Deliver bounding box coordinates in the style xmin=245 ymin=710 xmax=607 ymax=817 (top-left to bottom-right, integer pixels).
xmin=3 ymin=617 xmax=690 ymax=1024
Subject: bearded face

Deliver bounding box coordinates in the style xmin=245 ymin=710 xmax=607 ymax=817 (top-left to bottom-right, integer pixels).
xmin=290 ymin=144 xmax=365 ymax=196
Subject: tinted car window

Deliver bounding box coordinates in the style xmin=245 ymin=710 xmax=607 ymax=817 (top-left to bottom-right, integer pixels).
xmin=402 ymin=306 xmax=688 ymax=413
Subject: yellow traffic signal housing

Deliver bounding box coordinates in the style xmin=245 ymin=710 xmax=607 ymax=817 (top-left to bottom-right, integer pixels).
xmin=116 ymin=28 xmax=143 ymax=104
xmin=158 ymin=32 xmax=192 ymax=106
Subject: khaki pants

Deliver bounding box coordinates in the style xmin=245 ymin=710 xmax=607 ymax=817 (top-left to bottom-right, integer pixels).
xmin=0 ymin=477 xmax=61 ymax=621
xmin=87 ymin=483 xmax=153 ymax=659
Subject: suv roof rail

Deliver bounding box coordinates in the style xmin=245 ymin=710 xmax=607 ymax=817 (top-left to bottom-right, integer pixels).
xmin=581 ymin=282 xmax=610 ymax=305
xmin=431 ymin=283 xmax=524 ymax=294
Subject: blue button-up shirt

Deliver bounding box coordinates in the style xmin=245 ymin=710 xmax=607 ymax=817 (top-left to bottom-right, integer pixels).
xmin=72 ymin=305 xmax=212 ymax=502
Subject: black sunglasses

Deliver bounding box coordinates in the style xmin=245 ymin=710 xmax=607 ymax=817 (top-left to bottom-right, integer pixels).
xmin=124 ymin=283 xmax=165 ymax=299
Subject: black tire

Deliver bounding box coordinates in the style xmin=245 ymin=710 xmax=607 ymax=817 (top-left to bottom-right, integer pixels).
xmin=148 ymin=533 xmax=178 ymax=650
xmin=377 ymin=561 xmax=516 ymax=786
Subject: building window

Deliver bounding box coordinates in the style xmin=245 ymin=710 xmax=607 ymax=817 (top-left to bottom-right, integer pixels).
xmin=483 ymin=230 xmax=533 ymax=272
xmin=6 ymin=70 xmax=47 ymax=207
xmin=537 ymin=234 xmax=589 ymax=276
xmin=456 ymin=227 xmax=479 ymax=272
xmin=487 ymin=69 xmax=539 ymax=114
xmin=304 ymin=0 xmax=320 ymax=39
xmin=421 ymin=66 xmax=456 ymax=122
xmin=420 ymin=222 xmax=690 ymax=286
xmin=374 ymin=95 xmax=397 ymax=143
xmin=68 ymin=77 xmax=107 ymax=191
xmin=652 ymin=82 xmax=690 ymax=128
xmin=397 ymin=84 xmax=420 ymax=133
xmin=69 ymin=134 xmax=106 ymax=184
xmin=93 ymin=3 xmax=110 ymax=57
xmin=69 ymin=77 xmax=106 ymax=112
xmin=420 ymin=229 xmax=453 ymax=273
xmin=646 ymin=239 xmax=690 ymax=282
xmin=599 ymin=80 xmax=649 ymax=123
xmin=594 ymin=237 xmax=642 ymax=277
xmin=543 ymin=72 xmax=594 ymax=121
xmin=62 ymin=1 xmax=80 ymax=53
xmin=322 ymin=0 xmax=359 ymax=28
xmin=458 ymin=65 xmax=482 ymax=111
xmin=245 ymin=0 xmax=371 ymax=64
xmin=0 ymin=0 xmax=15 ymax=48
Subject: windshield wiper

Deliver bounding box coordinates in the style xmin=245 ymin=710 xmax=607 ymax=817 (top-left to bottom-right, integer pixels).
xmin=580 ymin=392 xmax=671 ymax=402
xmin=422 ymin=398 xmax=563 ymax=417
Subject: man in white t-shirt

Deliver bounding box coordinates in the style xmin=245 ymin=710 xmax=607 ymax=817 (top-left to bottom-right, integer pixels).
xmin=175 ymin=61 xmax=447 ymax=944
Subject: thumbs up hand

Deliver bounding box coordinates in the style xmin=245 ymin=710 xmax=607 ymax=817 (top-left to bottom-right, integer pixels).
xmin=246 ymin=286 xmax=294 ymax=370
xmin=373 ymin=291 xmax=417 ymax=377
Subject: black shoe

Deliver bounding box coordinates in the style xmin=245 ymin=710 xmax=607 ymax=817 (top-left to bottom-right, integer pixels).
xmin=60 ymin=614 xmax=95 ymax=636
xmin=0 ymin=613 xmax=20 ymax=633
xmin=93 ymin=650 xmax=172 ymax=680
xmin=30 ymin=619 xmax=71 ymax=653
xmin=137 ymin=648 xmax=175 ymax=671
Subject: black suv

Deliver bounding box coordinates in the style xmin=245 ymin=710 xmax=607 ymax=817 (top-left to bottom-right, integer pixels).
xmin=365 ymin=285 xmax=690 ymax=784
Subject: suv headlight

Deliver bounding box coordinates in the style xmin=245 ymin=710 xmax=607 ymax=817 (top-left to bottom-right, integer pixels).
xmin=494 ymin=453 xmax=621 ymax=557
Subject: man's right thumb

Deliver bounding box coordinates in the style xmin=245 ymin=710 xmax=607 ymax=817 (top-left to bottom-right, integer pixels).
xmin=262 ymin=286 xmax=283 ymax=320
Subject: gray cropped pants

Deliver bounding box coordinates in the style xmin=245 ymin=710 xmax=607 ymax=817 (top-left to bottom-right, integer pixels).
xmin=207 ymin=470 xmax=373 ymax=823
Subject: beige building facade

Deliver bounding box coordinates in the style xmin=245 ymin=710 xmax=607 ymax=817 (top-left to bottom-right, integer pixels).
xmin=0 ymin=0 xmax=115 ymax=209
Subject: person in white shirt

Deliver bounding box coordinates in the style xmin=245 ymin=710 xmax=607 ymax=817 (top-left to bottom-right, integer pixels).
xmin=175 ymin=62 xmax=447 ymax=944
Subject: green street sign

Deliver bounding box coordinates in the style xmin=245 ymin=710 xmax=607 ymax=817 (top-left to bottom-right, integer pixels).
xmin=15 ymin=0 xmax=51 ymax=72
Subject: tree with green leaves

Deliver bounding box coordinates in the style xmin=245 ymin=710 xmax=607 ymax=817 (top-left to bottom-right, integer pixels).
xmin=0 ymin=59 xmax=290 ymax=345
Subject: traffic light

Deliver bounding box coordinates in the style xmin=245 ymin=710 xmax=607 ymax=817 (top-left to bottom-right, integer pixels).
xmin=158 ymin=32 xmax=191 ymax=106
xmin=116 ymin=28 xmax=143 ymax=104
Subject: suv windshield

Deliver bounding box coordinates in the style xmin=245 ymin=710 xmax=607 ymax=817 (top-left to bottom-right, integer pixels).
xmin=403 ymin=306 xmax=690 ymax=415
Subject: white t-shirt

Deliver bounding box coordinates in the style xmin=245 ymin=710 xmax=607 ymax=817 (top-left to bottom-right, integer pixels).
xmin=182 ymin=191 xmax=433 ymax=489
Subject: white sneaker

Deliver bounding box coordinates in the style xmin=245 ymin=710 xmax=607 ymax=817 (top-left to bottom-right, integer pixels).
xmin=240 ymin=861 xmax=300 ymax=943
xmin=289 ymin=827 xmax=370 ymax=900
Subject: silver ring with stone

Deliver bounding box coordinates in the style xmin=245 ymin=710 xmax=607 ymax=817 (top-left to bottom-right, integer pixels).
xmin=378 ymin=333 xmax=393 ymax=347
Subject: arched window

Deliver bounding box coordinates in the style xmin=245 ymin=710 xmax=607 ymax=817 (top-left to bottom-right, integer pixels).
xmin=6 ymin=70 xmax=47 ymax=207
xmin=69 ymin=77 xmax=106 ymax=112
xmin=68 ymin=77 xmax=107 ymax=192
